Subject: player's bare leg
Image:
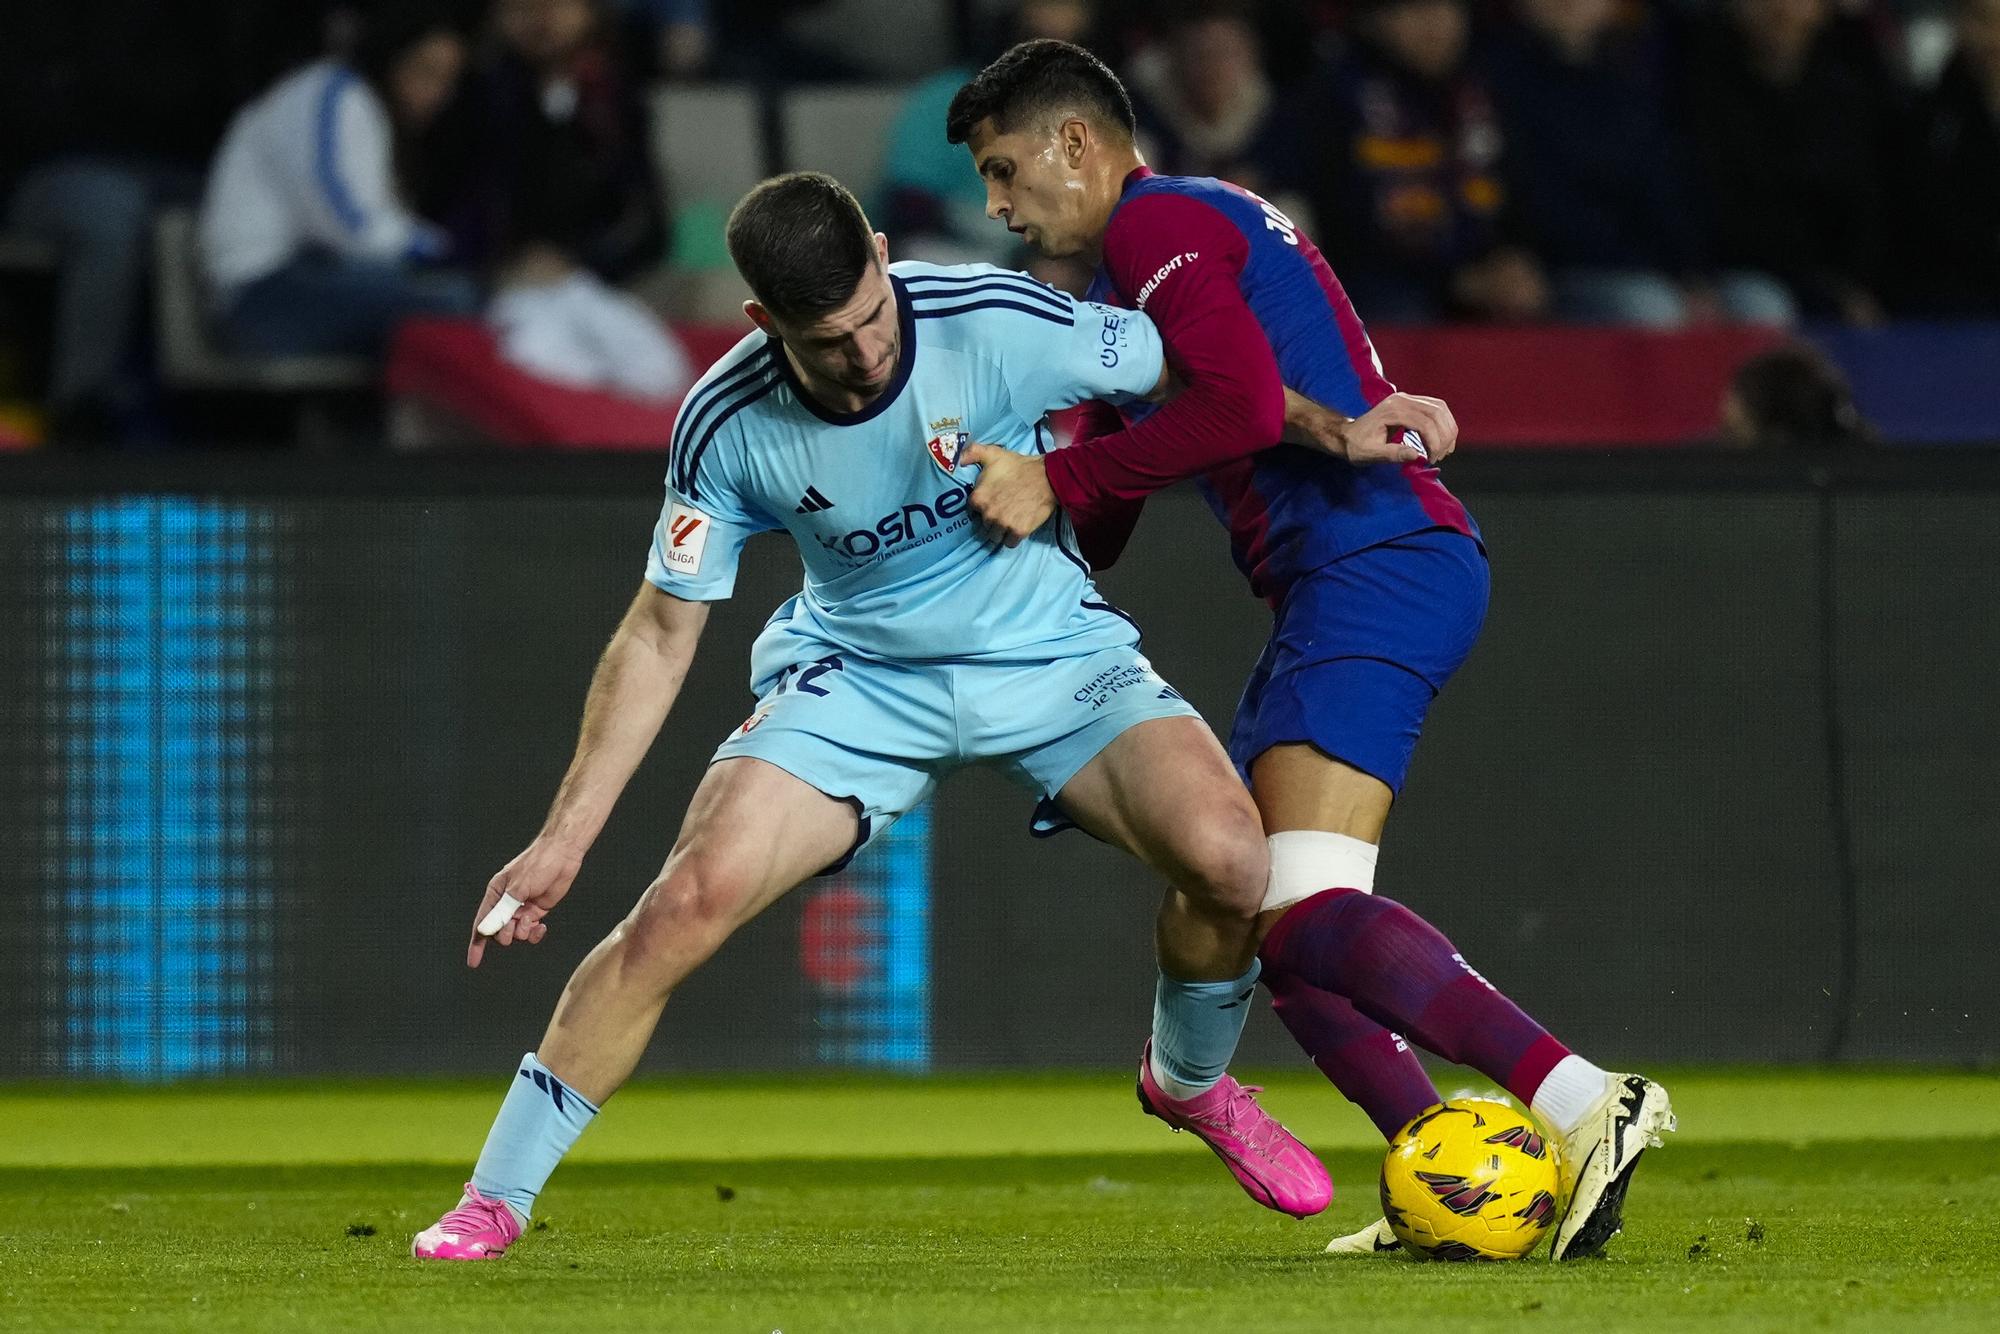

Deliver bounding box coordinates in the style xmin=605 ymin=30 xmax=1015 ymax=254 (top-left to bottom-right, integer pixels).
xmin=414 ymin=758 xmax=858 ymax=1260
xmin=1248 ymin=742 xmax=1392 ymax=856
xmin=1056 ymin=716 xmax=1332 ymax=1218
xmin=1058 ymin=715 xmax=1267 ymax=982
xmin=1248 ymin=742 xmax=1673 ymax=1258
xmin=536 ymin=757 xmax=860 ymax=1102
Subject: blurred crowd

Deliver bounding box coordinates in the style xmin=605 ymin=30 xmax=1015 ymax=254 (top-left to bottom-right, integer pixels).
xmin=0 ymin=0 xmax=1994 ymax=447
xmin=895 ymin=0 xmax=2000 ymax=328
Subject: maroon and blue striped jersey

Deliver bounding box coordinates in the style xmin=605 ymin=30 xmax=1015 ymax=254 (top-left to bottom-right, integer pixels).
xmin=1043 ymin=167 xmax=1479 ymax=602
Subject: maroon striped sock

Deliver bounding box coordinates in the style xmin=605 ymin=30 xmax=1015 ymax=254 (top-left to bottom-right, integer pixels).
xmin=1260 ymin=888 xmax=1573 ymax=1106
xmin=1266 ymin=969 xmax=1441 ymax=1138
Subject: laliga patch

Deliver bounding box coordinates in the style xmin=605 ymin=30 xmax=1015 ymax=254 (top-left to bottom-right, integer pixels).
xmin=662 ymin=503 xmax=710 ymax=573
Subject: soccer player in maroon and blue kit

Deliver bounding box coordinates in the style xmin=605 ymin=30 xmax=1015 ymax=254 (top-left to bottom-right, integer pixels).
xmin=945 ymin=40 xmax=1673 ymax=1260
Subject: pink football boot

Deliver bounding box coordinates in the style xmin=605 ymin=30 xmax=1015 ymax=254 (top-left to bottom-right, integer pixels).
xmin=411 ymin=1182 xmax=524 ymax=1261
xmin=1137 ymin=1041 xmax=1334 ymax=1219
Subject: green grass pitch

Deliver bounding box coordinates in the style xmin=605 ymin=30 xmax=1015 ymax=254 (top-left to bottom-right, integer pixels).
xmin=3 ymin=1068 xmax=1997 ymax=1332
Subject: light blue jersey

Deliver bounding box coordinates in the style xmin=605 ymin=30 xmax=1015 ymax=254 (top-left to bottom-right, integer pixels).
xmin=644 ymin=261 xmax=1163 ymax=668
xmin=641 ymin=262 xmax=1199 ymax=865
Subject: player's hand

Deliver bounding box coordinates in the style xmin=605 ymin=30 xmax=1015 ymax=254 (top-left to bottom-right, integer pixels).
xmin=468 ymin=836 xmax=583 ymax=968
xmin=1335 ymin=392 xmax=1458 ymax=465
xmin=961 ymin=443 xmax=1056 ymax=547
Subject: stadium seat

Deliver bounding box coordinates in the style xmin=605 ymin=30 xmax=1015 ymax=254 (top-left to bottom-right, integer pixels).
xmin=780 ymin=85 xmax=910 ymax=207
xmin=1368 ymin=325 xmax=1787 ymax=446
xmin=651 ymin=83 xmax=768 ymax=242
xmin=648 ymin=84 xmax=766 ymax=320
xmin=151 ymin=209 xmax=374 ymax=396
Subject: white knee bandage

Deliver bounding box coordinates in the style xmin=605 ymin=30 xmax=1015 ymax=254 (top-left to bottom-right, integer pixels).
xmin=1263 ymin=830 xmax=1378 ymax=912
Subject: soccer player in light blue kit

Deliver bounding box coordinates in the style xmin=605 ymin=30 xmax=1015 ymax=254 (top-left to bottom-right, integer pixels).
xmin=413 ymin=173 xmax=1330 ymax=1261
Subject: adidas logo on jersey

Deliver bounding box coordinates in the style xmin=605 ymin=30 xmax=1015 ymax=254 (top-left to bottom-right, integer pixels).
xmin=795 ymin=486 xmax=835 ymax=514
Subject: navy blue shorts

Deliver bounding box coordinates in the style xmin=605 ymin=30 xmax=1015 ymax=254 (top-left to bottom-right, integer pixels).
xmin=1229 ymin=528 xmax=1489 ymax=794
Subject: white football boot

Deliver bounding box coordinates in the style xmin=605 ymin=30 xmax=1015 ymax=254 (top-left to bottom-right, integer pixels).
xmin=1324 ymin=1216 xmax=1402 ymax=1256
xmin=1549 ymin=1072 xmax=1675 ymax=1261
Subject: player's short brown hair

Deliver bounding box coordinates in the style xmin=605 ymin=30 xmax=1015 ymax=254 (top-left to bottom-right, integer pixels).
xmin=726 ymin=172 xmax=878 ymax=322
xmin=945 ymin=39 xmax=1136 ymax=147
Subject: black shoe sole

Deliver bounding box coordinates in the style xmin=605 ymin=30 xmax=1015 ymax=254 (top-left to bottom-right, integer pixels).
xmin=1555 ymin=1150 xmax=1644 ymax=1260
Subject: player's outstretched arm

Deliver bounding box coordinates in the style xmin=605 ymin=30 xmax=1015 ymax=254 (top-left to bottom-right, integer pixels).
xmin=468 ymin=583 xmax=711 ymax=967
xmin=1039 ymin=195 xmax=1288 ymax=516
xmin=1281 ymin=388 xmax=1457 ymax=465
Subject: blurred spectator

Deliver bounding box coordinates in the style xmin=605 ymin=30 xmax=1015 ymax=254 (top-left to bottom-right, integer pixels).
xmin=431 ymin=0 xmax=687 ymax=401
xmin=438 ymin=0 xmax=669 ymax=284
xmin=1684 ymin=0 xmax=1903 ymax=323
xmin=882 ymin=1 xmax=1098 ymax=265
xmin=1124 ymin=0 xmax=1307 ymax=202
xmin=199 ymin=6 xmax=479 ymax=357
xmin=1904 ymin=0 xmax=2000 ymax=314
xmin=1308 ymin=0 xmax=1548 ymax=322
xmin=769 ymin=0 xmax=955 ymax=79
xmin=456 ymin=0 xmax=696 ymax=396
xmin=606 ymin=0 xmax=713 ymax=79
xmin=1 ymin=2 xmax=333 ymax=440
xmin=1090 ymin=0 xmax=1323 ymax=83
xmin=1720 ymin=341 xmax=1876 ymax=446
xmin=1485 ymin=0 xmax=1794 ymax=327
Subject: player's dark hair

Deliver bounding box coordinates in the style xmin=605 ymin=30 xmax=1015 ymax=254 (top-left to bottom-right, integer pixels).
xmin=945 ymin=39 xmax=1136 ymax=146
xmin=726 ymin=172 xmax=879 ymax=322
xmin=1730 ymin=343 xmax=1876 ymax=448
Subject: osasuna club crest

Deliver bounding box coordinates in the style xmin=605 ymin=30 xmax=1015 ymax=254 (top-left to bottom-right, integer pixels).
xmin=926 ymin=415 xmax=968 ymax=474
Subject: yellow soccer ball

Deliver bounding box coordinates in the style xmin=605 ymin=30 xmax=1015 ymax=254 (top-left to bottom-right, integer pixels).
xmin=1380 ymin=1098 xmax=1562 ymax=1260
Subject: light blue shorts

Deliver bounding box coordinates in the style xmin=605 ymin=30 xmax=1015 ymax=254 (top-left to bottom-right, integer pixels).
xmin=711 ymin=639 xmax=1202 ymax=871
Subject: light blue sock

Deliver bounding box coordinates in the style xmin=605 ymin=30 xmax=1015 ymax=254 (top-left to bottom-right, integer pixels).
xmin=470 ymin=1053 xmax=600 ymax=1224
xmin=1150 ymin=959 xmax=1262 ymax=1099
